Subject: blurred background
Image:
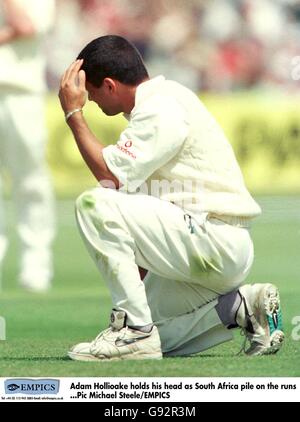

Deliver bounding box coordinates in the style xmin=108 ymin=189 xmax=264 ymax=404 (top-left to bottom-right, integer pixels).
xmin=48 ymin=0 xmax=300 ymax=93
xmin=42 ymin=0 xmax=300 ymax=196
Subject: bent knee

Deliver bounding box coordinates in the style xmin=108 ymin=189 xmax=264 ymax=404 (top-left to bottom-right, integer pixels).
xmin=76 ymin=189 xmax=98 ymax=213
xmin=75 ymin=187 xmax=120 ymax=216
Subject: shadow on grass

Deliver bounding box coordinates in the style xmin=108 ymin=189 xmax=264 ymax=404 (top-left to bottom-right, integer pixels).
xmin=0 ymin=353 xmax=236 ymax=362
xmin=164 ymin=353 xmax=234 ymax=359
xmin=0 ymin=352 xmax=236 ymax=362
xmin=0 ymin=356 xmax=69 ymax=362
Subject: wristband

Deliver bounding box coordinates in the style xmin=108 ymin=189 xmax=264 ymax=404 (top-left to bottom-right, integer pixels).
xmin=65 ymin=108 xmax=82 ymax=122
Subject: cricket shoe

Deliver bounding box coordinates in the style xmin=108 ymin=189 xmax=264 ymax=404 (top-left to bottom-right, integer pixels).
xmin=236 ymin=283 xmax=284 ymax=356
xmin=19 ymin=251 xmax=53 ymax=292
xmin=68 ymin=310 xmax=162 ymax=361
xmin=19 ymin=277 xmax=51 ymax=293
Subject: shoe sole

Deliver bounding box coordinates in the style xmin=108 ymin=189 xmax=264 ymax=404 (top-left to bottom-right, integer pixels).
xmin=68 ymin=350 xmax=163 ymax=362
xmin=20 ymin=283 xmax=51 ymax=293
xmin=255 ymin=284 xmax=284 ymax=356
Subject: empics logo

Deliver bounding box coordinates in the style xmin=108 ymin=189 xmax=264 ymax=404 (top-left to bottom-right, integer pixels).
xmin=4 ymin=379 xmax=60 ymax=395
xmin=6 ymin=383 xmax=20 ymax=392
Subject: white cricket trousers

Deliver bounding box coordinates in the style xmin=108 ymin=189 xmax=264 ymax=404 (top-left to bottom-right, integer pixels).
xmin=0 ymin=91 xmax=55 ymax=286
xmin=76 ymin=187 xmax=254 ymax=356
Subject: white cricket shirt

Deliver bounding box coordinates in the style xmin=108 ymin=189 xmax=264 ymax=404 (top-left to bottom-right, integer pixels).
xmin=0 ymin=0 xmax=55 ymax=93
xmin=102 ymin=76 xmax=261 ymax=218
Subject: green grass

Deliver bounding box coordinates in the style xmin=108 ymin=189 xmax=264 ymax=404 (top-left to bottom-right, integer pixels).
xmin=0 ymin=197 xmax=299 ymax=377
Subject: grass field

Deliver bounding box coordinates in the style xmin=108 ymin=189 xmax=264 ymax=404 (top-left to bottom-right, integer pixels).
xmin=0 ymin=196 xmax=299 ymax=377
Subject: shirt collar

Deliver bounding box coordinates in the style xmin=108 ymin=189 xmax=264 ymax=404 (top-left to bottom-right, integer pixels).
xmin=122 ymin=76 xmax=165 ymax=120
xmin=134 ymin=75 xmax=165 ymax=109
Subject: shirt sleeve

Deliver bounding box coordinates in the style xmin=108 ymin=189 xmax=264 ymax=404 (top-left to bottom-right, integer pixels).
xmin=102 ymin=95 xmax=189 ymax=192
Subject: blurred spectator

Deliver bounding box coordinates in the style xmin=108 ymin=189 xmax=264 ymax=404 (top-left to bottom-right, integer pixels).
xmin=0 ymin=0 xmax=56 ymax=291
xmin=46 ymin=0 xmax=300 ymax=92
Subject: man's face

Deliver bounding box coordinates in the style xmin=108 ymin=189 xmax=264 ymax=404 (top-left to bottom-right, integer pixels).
xmin=85 ymin=80 xmax=122 ymax=116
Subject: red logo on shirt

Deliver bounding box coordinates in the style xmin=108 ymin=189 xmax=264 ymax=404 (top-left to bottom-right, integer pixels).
xmin=124 ymin=140 xmax=132 ymax=148
xmin=116 ymin=140 xmax=136 ymax=159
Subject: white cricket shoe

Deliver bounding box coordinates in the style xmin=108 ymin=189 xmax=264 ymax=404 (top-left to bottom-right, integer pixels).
xmin=237 ymin=283 xmax=284 ymax=356
xmin=19 ymin=278 xmax=51 ymax=293
xmin=68 ymin=310 xmax=162 ymax=361
xmin=19 ymin=252 xmax=52 ymax=292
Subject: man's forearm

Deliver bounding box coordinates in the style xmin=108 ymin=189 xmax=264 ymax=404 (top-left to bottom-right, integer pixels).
xmin=67 ymin=112 xmax=120 ymax=188
xmin=58 ymin=59 xmax=119 ymax=187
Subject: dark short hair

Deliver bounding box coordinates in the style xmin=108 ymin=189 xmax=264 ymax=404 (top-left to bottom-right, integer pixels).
xmin=77 ymin=35 xmax=149 ymax=87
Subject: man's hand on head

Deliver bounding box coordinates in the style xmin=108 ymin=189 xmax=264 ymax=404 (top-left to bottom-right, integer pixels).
xmin=59 ymin=59 xmax=87 ymax=115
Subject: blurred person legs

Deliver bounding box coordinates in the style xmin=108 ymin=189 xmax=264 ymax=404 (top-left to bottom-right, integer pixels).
xmin=0 ymin=91 xmax=55 ymax=292
xmin=0 ymin=177 xmax=8 ymax=290
xmin=71 ymin=186 xmax=267 ymax=360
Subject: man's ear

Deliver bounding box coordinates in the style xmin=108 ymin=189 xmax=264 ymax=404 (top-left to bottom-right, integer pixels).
xmin=103 ymin=78 xmax=117 ymax=93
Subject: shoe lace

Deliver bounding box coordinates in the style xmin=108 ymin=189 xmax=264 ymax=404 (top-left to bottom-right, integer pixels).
xmin=237 ymin=328 xmax=251 ymax=355
xmin=268 ymin=293 xmax=279 ymax=314
xmin=236 ymin=295 xmax=256 ymax=355
xmin=92 ymin=326 xmax=128 ymax=346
